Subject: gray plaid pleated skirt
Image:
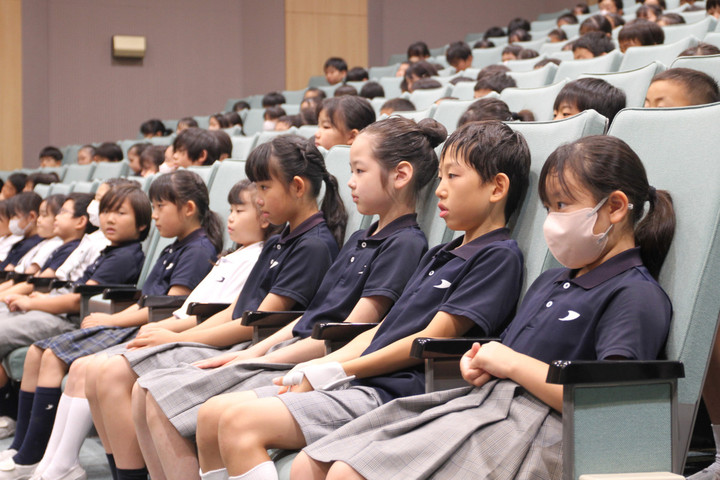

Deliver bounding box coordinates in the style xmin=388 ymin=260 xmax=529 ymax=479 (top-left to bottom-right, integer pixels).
xmin=304 ymin=380 xmax=562 ymax=480
xmin=34 ymin=326 xmax=140 ymax=365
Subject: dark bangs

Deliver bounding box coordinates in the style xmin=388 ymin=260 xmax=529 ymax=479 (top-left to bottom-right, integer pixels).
xmin=244 ymin=142 xmax=277 ymax=183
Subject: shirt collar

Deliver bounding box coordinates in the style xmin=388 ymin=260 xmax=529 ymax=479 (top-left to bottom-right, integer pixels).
xmin=362 ymin=213 xmax=418 ymax=242
xmin=174 ymin=228 xmax=206 ymax=248
xmin=279 ymin=212 xmax=325 ymax=244
xmin=557 ymin=247 xmax=644 ymax=289
xmin=440 ymin=227 xmax=511 ymax=260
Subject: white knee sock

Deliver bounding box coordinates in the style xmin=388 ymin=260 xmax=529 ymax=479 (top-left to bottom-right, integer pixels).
xmin=199 ymin=467 xmax=229 ymax=480
xmin=33 ymin=394 xmax=73 ymax=477
xmin=40 ymin=396 xmax=93 ymax=479
xmin=228 ymin=461 xmax=278 ymax=480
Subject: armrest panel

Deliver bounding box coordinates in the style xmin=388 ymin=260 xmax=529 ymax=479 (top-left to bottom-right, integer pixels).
xmin=186 ymin=302 xmax=230 ymax=319
xmin=103 ymin=289 xmax=142 ymax=302
xmin=10 ymin=273 xmax=31 ymax=283
xmin=140 ymin=295 xmax=188 ymax=309
xmin=311 ymin=322 xmax=378 ymax=341
xmin=240 ymin=310 xmax=304 ymax=327
xmin=410 ymin=337 xmax=501 ymax=359
xmin=50 ymin=279 xmax=69 ymax=290
xmin=74 ymin=284 xmax=135 ymax=296
xmin=546 ymin=359 xmax=685 ymax=385
xmin=28 ymin=277 xmax=55 ymax=288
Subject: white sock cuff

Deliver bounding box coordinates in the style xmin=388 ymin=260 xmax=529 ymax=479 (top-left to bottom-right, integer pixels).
xmin=199 ymin=467 xmax=229 ymax=480
xmin=228 ymin=461 xmax=278 ymax=480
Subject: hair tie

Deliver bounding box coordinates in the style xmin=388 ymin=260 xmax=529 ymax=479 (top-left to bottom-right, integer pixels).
xmin=648 ymin=185 xmax=657 ymax=204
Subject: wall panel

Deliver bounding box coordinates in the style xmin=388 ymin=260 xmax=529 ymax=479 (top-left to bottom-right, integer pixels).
xmin=0 ymin=0 xmax=23 ymax=170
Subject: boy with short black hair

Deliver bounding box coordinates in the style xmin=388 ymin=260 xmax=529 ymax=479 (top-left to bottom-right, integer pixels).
xmin=38 ymin=147 xmax=63 ymax=168
xmin=446 ymin=41 xmax=474 ymax=72
xmin=323 ymin=57 xmax=348 ymax=85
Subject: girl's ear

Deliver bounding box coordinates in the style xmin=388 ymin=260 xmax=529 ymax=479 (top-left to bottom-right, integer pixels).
xmin=183 ymin=200 xmax=198 ymax=219
xmin=489 ymin=173 xmax=510 ymax=203
xmin=290 ymin=175 xmax=307 ymax=198
xmin=195 ymin=150 xmax=208 ymax=166
xmin=607 ymin=190 xmax=630 ymax=225
xmin=393 ymin=161 xmax=414 ymax=191
xmin=346 ymin=129 xmax=360 ymax=145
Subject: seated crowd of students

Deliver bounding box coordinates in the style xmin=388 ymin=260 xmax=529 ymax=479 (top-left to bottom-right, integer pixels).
xmin=0 ymin=1 xmax=719 ymax=479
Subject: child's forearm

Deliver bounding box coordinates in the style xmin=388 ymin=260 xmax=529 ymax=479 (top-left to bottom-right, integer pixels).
xmin=30 ymin=292 xmax=82 ymax=315
xmin=243 ymin=320 xmax=300 ymax=358
xmin=108 ymin=304 xmax=148 ymax=328
xmin=0 ymin=282 xmax=33 ymax=299
xmin=506 ymin=354 xmax=563 ymax=412
xmin=262 ymin=336 xmax=326 ymax=364
xmin=155 ymin=316 xmax=198 ymax=332
xmin=177 ymin=320 xmax=253 ymax=347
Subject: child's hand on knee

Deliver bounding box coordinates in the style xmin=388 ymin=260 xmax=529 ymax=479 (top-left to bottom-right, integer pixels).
xmin=81 ymin=312 xmax=114 ymax=329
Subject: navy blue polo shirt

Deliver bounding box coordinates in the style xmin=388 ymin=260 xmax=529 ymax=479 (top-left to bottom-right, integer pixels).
xmin=502 ymin=247 xmax=671 ymax=363
xmin=76 ymin=240 xmax=145 ymax=286
xmin=232 ymin=213 xmax=339 ymax=319
xmin=141 ymin=228 xmax=217 ymax=296
xmin=1 ymin=235 xmax=43 ymax=269
xmin=292 ymin=214 xmax=427 ymax=337
xmin=41 ymin=239 xmax=81 ymax=272
xmin=356 ymin=227 xmax=524 ymax=402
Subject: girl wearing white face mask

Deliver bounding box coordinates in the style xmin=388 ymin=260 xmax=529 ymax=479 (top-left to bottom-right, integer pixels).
xmin=292 ymin=135 xmax=677 ymax=480
xmin=0 ymin=193 xmax=43 ymax=272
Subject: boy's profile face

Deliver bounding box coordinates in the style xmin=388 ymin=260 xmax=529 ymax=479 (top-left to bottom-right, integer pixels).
xmin=40 ymin=156 xmax=61 ymax=168
xmin=573 ymin=47 xmax=595 ymax=60
xmin=325 ymin=66 xmax=346 ymax=85
xmin=554 ymin=101 xmax=582 ymax=120
xmin=77 ymin=148 xmax=93 ymax=165
xmin=644 ymin=80 xmax=694 ymax=108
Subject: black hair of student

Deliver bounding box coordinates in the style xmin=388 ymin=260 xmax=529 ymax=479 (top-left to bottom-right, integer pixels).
xmin=324 ymin=57 xmax=348 ymax=72
xmin=208 ymin=130 xmax=233 ymax=159
xmin=518 ymin=48 xmax=540 ymax=59
xmin=7 ymin=173 xmax=28 ymax=194
xmin=446 ymin=41 xmax=472 ymax=65
xmin=605 ymin=12 xmax=626 ymax=28
xmin=210 ymin=114 xmax=230 ymax=129
xmin=304 ymin=87 xmax=327 ymax=101
xmin=320 ymin=96 xmax=376 ymax=133
xmin=94 ymin=142 xmax=124 ymax=162
xmin=484 ymin=26 xmax=506 ymax=39
xmin=646 ymin=0 xmax=667 ymax=8
xmin=558 ymin=13 xmax=579 ymax=25
xmin=43 ymin=194 xmax=65 ymax=217
xmin=264 ymin=106 xmax=287 ymax=121
xmin=450 ymin=76 xmax=474 ymax=85
xmin=680 ymin=42 xmax=720 ymax=56
xmin=636 ymin=4 xmax=662 ymax=20
xmin=262 ymin=92 xmax=287 ymax=108
xmin=245 ymin=135 xmax=348 ymax=247
xmin=140 ymin=145 xmax=166 ymax=171
xmin=539 ymin=135 xmax=675 ymax=278
xmin=549 ymin=29 xmax=569 ymax=41
xmin=178 ymin=117 xmax=199 ymax=130
xmin=173 ymin=128 xmax=218 ymax=166
xmin=573 ymin=32 xmax=617 ymax=56
xmin=80 ymin=144 xmax=96 ymax=156
xmin=224 ymin=111 xmax=243 ymax=127
xmin=346 ymin=67 xmax=369 ymax=82
xmin=407 ymin=41 xmax=431 ymax=59
xmin=334 ymin=85 xmax=358 ymax=97
xmin=442 ymin=121 xmax=530 ymax=221
xmin=502 ymin=45 xmax=524 ymax=57
xmin=652 ymin=68 xmax=720 ymax=105
xmin=26 ymin=172 xmax=60 ymax=188
xmin=412 ymin=78 xmax=443 ymax=90
xmin=475 ymin=73 xmax=517 ymax=94
xmin=554 ymin=78 xmax=626 ymax=122
xmin=458 ymin=98 xmax=514 ymax=126
xmin=232 ymin=101 xmax=251 ymax=112
xmin=149 ymin=170 xmax=222 ymax=252
xmin=39 ymin=146 xmax=63 ymax=162
xmin=618 ymin=19 xmax=664 ymax=47
xmin=477 ymin=64 xmax=511 ymax=80
xmin=580 ymin=15 xmax=613 ymax=35
xmin=140 ymin=119 xmax=167 ymax=137
xmin=380 ymin=98 xmax=416 ymax=113
xmin=473 ymin=39 xmax=496 ymax=48
xmin=10 ymin=191 xmax=42 ymax=218
xmin=362 ymin=117 xmax=445 ymax=201
xmin=129 ymin=143 xmax=150 ymax=158
xmin=404 ymin=60 xmax=439 ymax=83
xmin=509 ymin=29 xmax=532 ymax=43
xmin=65 ymin=192 xmax=97 ymax=234
xmin=508 ymin=17 xmax=531 ymax=35
xmin=359 ymin=81 xmax=385 ymax=99
xmin=659 ymin=12 xmax=685 ymax=25
xmin=535 ymin=58 xmax=563 ymax=68
xmin=607 ymin=0 xmax=624 ymax=10
xmin=575 ymin=2 xmax=590 ymax=14
xmin=100 ymin=184 xmax=152 ymax=241
xmin=300 ymin=98 xmax=322 ymax=125
xmin=708 ymin=0 xmax=720 ymax=12
xmin=227 ymin=180 xmax=282 ymax=243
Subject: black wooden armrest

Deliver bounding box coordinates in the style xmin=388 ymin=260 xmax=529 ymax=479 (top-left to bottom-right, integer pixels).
xmin=410 ymin=337 xmax=501 ymax=359
xmin=103 ymin=288 xmax=142 ymax=302
xmin=311 ymin=322 xmax=378 ymax=341
xmin=187 ymin=302 xmax=230 ymax=323
xmin=73 ymin=284 xmax=135 ymax=296
xmin=546 ymin=360 xmax=685 ymax=385
xmin=0 ymin=271 xmax=11 ymax=281
xmin=140 ymin=295 xmax=188 ymax=309
xmin=50 ymin=279 xmax=69 ymax=290
xmin=10 ymin=273 xmax=31 ymax=283
xmin=28 ymin=277 xmax=55 ymax=288
xmin=240 ymin=310 xmax=304 ymax=327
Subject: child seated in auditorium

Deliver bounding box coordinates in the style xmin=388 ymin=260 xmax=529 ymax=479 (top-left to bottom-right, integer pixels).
xmin=580 ymin=14 xmax=613 ymax=35
xmin=474 ymin=73 xmax=517 ymax=97
xmin=263 ymin=106 xmax=287 ymax=131
xmin=333 ymin=85 xmax=358 ymax=97
xmin=23 ymin=173 xmax=60 ymax=193
xmin=195 ymin=119 xmax=531 ymax=480
xmin=379 ymin=98 xmax=416 ymax=116
xmin=554 ymin=77 xmax=626 ymax=123
xmin=709 ymin=0 xmax=720 ymax=18
xmin=407 ymin=41 xmax=430 ymax=62
xmin=402 ymin=61 xmax=439 ymax=92
xmin=176 ymin=117 xmax=199 ymax=133
xmin=446 ymin=41 xmax=474 ymax=72
xmin=618 ymin=20 xmax=664 ymax=53
xmin=127 ymin=142 xmax=149 ymax=176
xmin=346 ymin=67 xmax=368 ymax=82
xmin=171 ymin=128 xmax=219 ymax=168
xmin=359 ymin=81 xmax=384 ymax=99
xmin=599 ymin=0 xmax=624 ymax=14
xmin=38 ymin=147 xmax=63 ymax=168
xmin=0 ymin=201 xmax=22 ymax=264
xmin=139 ymin=119 xmax=166 ymax=138
xmin=657 ymin=12 xmax=685 ymax=26
xmin=314 ymin=96 xmax=375 ymax=150
xmin=261 ymin=92 xmax=286 ymax=108
xmin=92 ymin=142 xmax=123 ymax=163
xmin=209 ymin=130 xmax=232 ymax=161
xmin=458 ymin=98 xmax=534 ymax=127
xmin=76 ymin=145 xmax=95 ymax=165
xmin=0 ymin=174 xmax=28 ymax=200
xmin=0 ymin=193 xmax=44 ymax=271
xmin=293 ymin=134 xmax=674 ymax=480
xmin=324 ymin=57 xmax=348 ymax=85
xmin=680 ymin=43 xmax=720 ymax=56
xmin=645 ymin=68 xmax=720 ymax=108
xmin=636 ymin=4 xmax=662 ymax=22
xmin=502 ymin=45 xmax=523 ymax=61
xmin=303 ymin=87 xmax=327 ymax=102
xmin=139 ymin=145 xmax=165 ymax=177
xmin=573 ymin=32 xmax=616 ymax=59
xmin=548 ymin=28 xmax=568 ymax=42
xmin=208 ymin=114 xmax=229 ymax=131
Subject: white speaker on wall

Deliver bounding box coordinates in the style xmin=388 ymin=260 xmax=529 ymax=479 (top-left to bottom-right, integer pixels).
xmin=112 ymin=35 xmax=146 ymax=59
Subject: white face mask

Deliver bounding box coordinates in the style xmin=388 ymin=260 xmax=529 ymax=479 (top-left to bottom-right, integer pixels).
xmin=87 ymin=200 xmax=100 ymax=228
xmin=263 ymin=120 xmax=277 ymax=131
xmin=158 ymin=163 xmax=176 ymax=174
xmin=543 ymin=197 xmax=613 ymax=269
xmin=9 ymin=218 xmax=28 ymax=236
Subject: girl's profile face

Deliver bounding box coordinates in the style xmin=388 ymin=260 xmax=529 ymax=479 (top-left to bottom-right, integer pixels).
xmin=254 ymin=171 xmax=293 ymax=226
xmin=101 ymin=198 xmax=140 ymax=245
xmin=151 ymin=199 xmax=183 ymax=238
xmin=315 ymin=110 xmax=353 ymax=150
xmin=208 ymin=117 xmax=221 ymax=130
xmin=228 ymin=190 xmax=267 ymax=246
xmin=348 ymin=134 xmax=392 ymax=216
xmin=54 ymin=200 xmax=78 ymax=239
xmin=1 ymin=183 xmax=17 ymax=200
xmin=37 ymin=202 xmax=56 ymax=238
xmin=128 ymin=148 xmax=142 ymax=174
xmin=543 ymin=170 xmax=610 ymax=235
